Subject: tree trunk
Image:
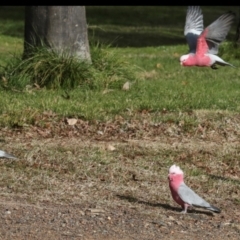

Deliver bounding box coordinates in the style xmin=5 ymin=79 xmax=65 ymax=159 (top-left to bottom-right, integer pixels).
xmin=23 ymin=6 xmax=91 ymax=62
xmin=236 ymin=7 xmax=240 ymax=46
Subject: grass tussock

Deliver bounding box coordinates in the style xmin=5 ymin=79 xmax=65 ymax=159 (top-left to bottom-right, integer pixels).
xmin=218 ymin=41 xmax=240 ymax=61
xmin=0 ymin=6 xmax=240 ymax=127
xmin=0 ymin=42 xmax=139 ymax=90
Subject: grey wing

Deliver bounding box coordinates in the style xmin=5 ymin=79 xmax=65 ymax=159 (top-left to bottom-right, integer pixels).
xmin=0 ymin=150 xmax=18 ymax=159
xmin=184 ymin=6 xmax=204 ymax=53
xmin=205 ymin=11 xmax=235 ymax=54
xmin=178 ymin=183 xmax=211 ymax=208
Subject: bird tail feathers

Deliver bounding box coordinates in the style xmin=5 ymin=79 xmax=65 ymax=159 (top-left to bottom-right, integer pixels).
xmin=207 ymin=205 xmax=221 ymax=213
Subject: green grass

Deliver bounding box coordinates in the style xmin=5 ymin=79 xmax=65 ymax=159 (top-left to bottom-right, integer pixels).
xmin=0 ymin=8 xmax=240 ymax=238
xmin=0 ymin=6 xmax=240 ymax=127
xmin=1 ymin=42 xmax=137 ymax=90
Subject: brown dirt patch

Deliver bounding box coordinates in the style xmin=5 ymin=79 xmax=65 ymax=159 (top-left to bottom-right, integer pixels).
xmin=0 ymin=114 xmax=240 ymax=239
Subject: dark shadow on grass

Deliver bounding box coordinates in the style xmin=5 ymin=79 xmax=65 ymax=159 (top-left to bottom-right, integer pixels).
xmin=0 ymin=6 xmax=24 ymax=21
xmin=88 ymin=28 xmax=185 ymax=47
xmin=86 ymin=6 xmax=237 ymax=28
xmin=0 ymin=6 xmax=237 ymax=48
xmin=116 ymin=194 xmax=179 ymax=211
xmin=86 ymin=6 xmax=186 ymax=27
xmin=86 ymin=6 xmax=237 ymax=47
xmin=116 ymin=194 xmax=215 ymax=216
xmin=208 ymin=174 xmax=240 ymax=185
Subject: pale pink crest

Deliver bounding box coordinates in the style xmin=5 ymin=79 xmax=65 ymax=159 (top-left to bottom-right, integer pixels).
xmin=169 ymin=164 xmax=184 ymax=175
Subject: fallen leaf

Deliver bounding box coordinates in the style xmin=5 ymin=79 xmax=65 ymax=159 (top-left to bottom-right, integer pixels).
xmin=168 ymin=216 xmax=175 ymax=221
xmin=122 ymin=81 xmax=130 ymax=91
xmin=102 ymin=89 xmax=114 ymax=94
xmin=33 ymin=82 xmax=41 ymax=89
xmin=87 ymin=208 xmax=105 ymax=214
xmin=181 ymin=81 xmax=188 ymax=85
xmin=106 ymin=144 xmax=116 ymax=151
xmin=66 ymin=118 xmax=78 ymax=126
xmin=2 ymin=76 xmax=7 ymax=83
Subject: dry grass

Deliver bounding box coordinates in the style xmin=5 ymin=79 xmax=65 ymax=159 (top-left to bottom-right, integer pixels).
xmin=0 ymin=111 xmax=240 ymax=239
xmin=0 ymin=111 xmax=239 ymax=206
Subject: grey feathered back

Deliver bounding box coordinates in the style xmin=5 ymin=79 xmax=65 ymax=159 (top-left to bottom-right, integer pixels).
xmin=178 ymin=183 xmax=221 ymax=213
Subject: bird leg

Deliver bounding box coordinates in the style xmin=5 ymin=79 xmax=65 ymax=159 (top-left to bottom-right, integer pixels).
xmin=211 ymin=64 xmax=218 ymax=70
xmin=181 ymin=204 xmax=189 ymax=214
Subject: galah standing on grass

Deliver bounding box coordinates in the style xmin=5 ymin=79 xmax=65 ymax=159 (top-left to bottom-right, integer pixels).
xmin=0 ymin=150 xmax=17 ymax=159
xmin=180 ymin=6 xmax=235 ymax=69
xmin=168 ymin=164 xmax=221 ymax=213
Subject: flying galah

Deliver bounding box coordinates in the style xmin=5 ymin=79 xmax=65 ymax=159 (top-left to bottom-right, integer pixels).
xmin=0 ymin=150 xmax=17 ymax=159
xmin=180 ymin=6 xmax=235 ymax=69
xmin=168 ymin=164 xmax=221 ymax=213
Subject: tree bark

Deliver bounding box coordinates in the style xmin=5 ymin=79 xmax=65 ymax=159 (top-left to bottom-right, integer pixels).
xmin=235 ymin=7 xmax=240 ymax=46
xmin=24 ymin=6 xmax=91 ymax=62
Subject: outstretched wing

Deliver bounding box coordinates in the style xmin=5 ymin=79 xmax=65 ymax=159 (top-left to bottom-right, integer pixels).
xmin=184 ymin=6 xmax=204 ymax=53
xmin=205 ymin=11 xmax=235 ymax=54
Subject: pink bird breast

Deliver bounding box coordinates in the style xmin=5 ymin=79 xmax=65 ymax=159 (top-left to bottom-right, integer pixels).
xmin=168 ymin=164 xmax=185 ymax=208
xmin=168 ymin=165 xmax=184 ymax=190
xmin=180 ymin=54 xmax=212 ymax=67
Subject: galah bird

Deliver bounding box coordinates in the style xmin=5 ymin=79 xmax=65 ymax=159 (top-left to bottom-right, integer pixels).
xmin=168 ymin=164 xmax=221 ymax=213
xmin=0 ymin=150 xmax=17 ymax=159
xmin=180 ymin=6 xmax=235 ymax=69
